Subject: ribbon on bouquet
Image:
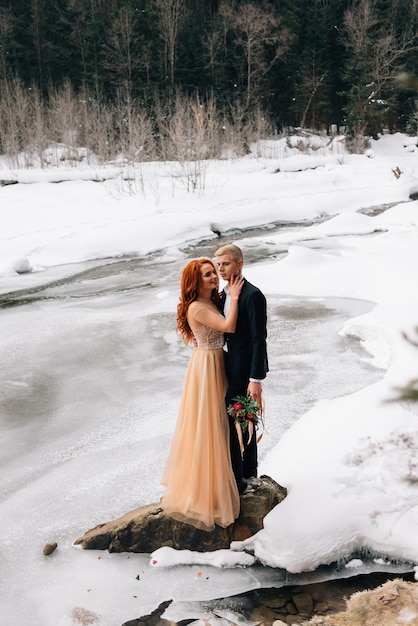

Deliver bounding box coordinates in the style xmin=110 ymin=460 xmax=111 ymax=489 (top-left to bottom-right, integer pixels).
xmin=235 ymin=418 xmax=256 ymax=458
xmin=228 ymin=393 xmax=264 ymax=459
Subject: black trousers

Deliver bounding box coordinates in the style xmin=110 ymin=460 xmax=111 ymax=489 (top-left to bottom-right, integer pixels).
xmin=228 ymin=414 xmax=258 ymax=484
xmin=224 ymin=352 xmax=258 ymax=489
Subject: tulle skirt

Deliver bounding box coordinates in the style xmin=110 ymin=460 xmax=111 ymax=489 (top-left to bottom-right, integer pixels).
xmin=161 ymin=347 xmax=240 ymax=531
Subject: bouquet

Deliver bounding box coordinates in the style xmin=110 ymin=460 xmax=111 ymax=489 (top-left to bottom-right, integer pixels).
xmin=227 ymin=394 xmax=263 ymax=455
xmin=227 ymin=394 xmax=261 ymax=432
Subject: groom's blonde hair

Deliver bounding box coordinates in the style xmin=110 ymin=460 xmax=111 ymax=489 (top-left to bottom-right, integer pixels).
xmin=215 ymin=244 xmax=243 ymax=262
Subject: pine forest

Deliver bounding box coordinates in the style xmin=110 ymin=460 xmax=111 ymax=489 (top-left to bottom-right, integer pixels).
xmin=0 ymin=0 xmax=417 ymax=164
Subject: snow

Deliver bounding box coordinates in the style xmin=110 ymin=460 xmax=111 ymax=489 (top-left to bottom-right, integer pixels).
xmin=2 ymin=131 xmax=418 ymax=625
xmin=150 ymin=547 xmax=257 ymax=569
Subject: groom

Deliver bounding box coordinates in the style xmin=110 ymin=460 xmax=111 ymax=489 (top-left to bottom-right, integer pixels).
xmin=216 ymin=244 xmax=268 ymax=494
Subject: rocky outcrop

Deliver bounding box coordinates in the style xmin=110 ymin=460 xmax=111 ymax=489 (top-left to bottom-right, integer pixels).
xmin=74 ymin=475 xmax=286 ymax=553
xmin=122 ymin=600 xmax=172 ymax=626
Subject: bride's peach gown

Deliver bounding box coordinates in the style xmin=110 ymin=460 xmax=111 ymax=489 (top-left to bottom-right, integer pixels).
xmin=161 ymin=323 xmax=240 ymax=531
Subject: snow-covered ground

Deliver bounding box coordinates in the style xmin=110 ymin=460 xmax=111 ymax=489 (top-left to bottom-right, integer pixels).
xmin=1 ymin=132 xmax=418 ymax=626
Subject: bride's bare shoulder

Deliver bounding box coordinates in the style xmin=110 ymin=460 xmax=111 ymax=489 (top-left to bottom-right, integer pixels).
xmin=188 ymin=301 xmax=207 ymax=315
xmin=188 ymin=301 xmax=201 ymax=313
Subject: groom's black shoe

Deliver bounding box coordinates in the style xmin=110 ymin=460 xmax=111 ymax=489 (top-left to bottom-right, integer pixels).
xmin=237 ymin=478 xmax=248 ymax=494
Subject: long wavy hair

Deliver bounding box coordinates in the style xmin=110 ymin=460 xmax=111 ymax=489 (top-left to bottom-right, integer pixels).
xmin=176 ymin=258 xmax=221 ymax=344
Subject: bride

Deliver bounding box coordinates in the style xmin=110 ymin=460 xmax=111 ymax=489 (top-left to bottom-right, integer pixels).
xmin=161 ymin=258 xmax=243 ymax=531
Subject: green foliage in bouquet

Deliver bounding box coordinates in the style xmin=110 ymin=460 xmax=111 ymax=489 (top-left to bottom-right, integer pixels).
xmin=227 ymin=394 xmax=261 ymax=432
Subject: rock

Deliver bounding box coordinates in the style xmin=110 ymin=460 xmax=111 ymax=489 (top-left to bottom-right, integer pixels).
xmin=291 ymin=589 xmax=314 ymax=616
xmin=285 ymin=602 xmax=298 ymax=615
xmin=74 ymin=475 xmax=287 ymax=553
xmin=263 ymin=589 xmax=293 ymax=609
xmin=122 ymin=600 xmax=172 ymax=626
xmin=314 ymin=601 xmax=330 ymax=613
xmin=250 ymin=606 xmax=283 ymax=623
xmin=43 ymin=541 xmax=58 ymax=556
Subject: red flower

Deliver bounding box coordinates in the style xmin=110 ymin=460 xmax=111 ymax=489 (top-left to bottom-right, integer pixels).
xmin=227 ymin=394 xmax=261 ymax=431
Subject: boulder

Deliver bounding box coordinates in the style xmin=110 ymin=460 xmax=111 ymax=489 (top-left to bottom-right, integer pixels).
xmin=121 ymin=600 xmax=172 ymax=626
xmin=74 ymin=475 xmax=286 ymax=553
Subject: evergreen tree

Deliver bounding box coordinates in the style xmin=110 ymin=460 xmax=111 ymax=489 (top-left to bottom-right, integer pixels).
xmin=0 ymin=0 xmax=417 ymax=137
xmin=341 ymin=0 xmax=415 ymax=140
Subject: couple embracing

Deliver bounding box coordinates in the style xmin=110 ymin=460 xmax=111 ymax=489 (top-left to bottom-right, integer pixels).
xmin=161 ymin=244 xmax=269 ymax=531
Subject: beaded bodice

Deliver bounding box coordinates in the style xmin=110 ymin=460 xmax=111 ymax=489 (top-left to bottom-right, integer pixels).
xmin=193 ymin=324 xmax=224 ymax=350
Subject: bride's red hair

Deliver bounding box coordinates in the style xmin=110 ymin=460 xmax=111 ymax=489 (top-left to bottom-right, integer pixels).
xmin=177 ymin=258 xmax=221 ymax=343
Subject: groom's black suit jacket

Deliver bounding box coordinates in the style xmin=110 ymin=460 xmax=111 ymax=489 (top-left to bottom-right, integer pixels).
xmin=220 ymin=278 xmax=268 ymax=405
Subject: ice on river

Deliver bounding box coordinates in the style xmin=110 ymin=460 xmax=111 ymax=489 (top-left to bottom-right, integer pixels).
xmin=0 ymin=254 xmax=381 ymax=626
xmin=2 ymin=133 xmax=418 ymax=625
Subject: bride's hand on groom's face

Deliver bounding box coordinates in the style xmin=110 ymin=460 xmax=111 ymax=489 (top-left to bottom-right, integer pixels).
xmin=229 ymin=274 xmax=244 ymax=299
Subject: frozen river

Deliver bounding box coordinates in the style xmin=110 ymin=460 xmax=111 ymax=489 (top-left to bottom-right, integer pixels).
xmin=0 ymin=237 xmax=383 ymax=625
xmin=0 ymin=241 xmax=379 ymax=503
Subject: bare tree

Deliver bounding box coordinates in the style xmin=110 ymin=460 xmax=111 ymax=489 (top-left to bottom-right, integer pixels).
xmin=101 ymin=5 xmax=147 ymax=156
xmin=47 ymin=80 xmax=84 ymax=161
xmin=0 ymin=77 xmax=46 ymax=167
xmin=0 ymin=77 xmax=25 ymax=163
xmin=102 ymin=6 xmax=142 ymax=97
xmin=228 ymin=1 xmax=291 ymax=107
xmin=203 ymin=28 xmax=222 ymax=87
xmin=0 ymin=8 xmax=13 ymax=81
xmin=299 ymin=68 xmax=327 ymax=129
xmin=342 ymin=0 xmax=415 ymax=140
xmin=114 ymin=91 xmax=156 ymax=162
xmin=32 ymin=0 xmax=45 ymax=90
xmin=66 ymin=0 xmax=120 ymax=99
xmin=290 ymin=0 xmax=334 ymax=130
xmin=202 ymin=2 xmax=235 ymax=91
xmin=153 ymin=0 xmax=186 ymax=89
